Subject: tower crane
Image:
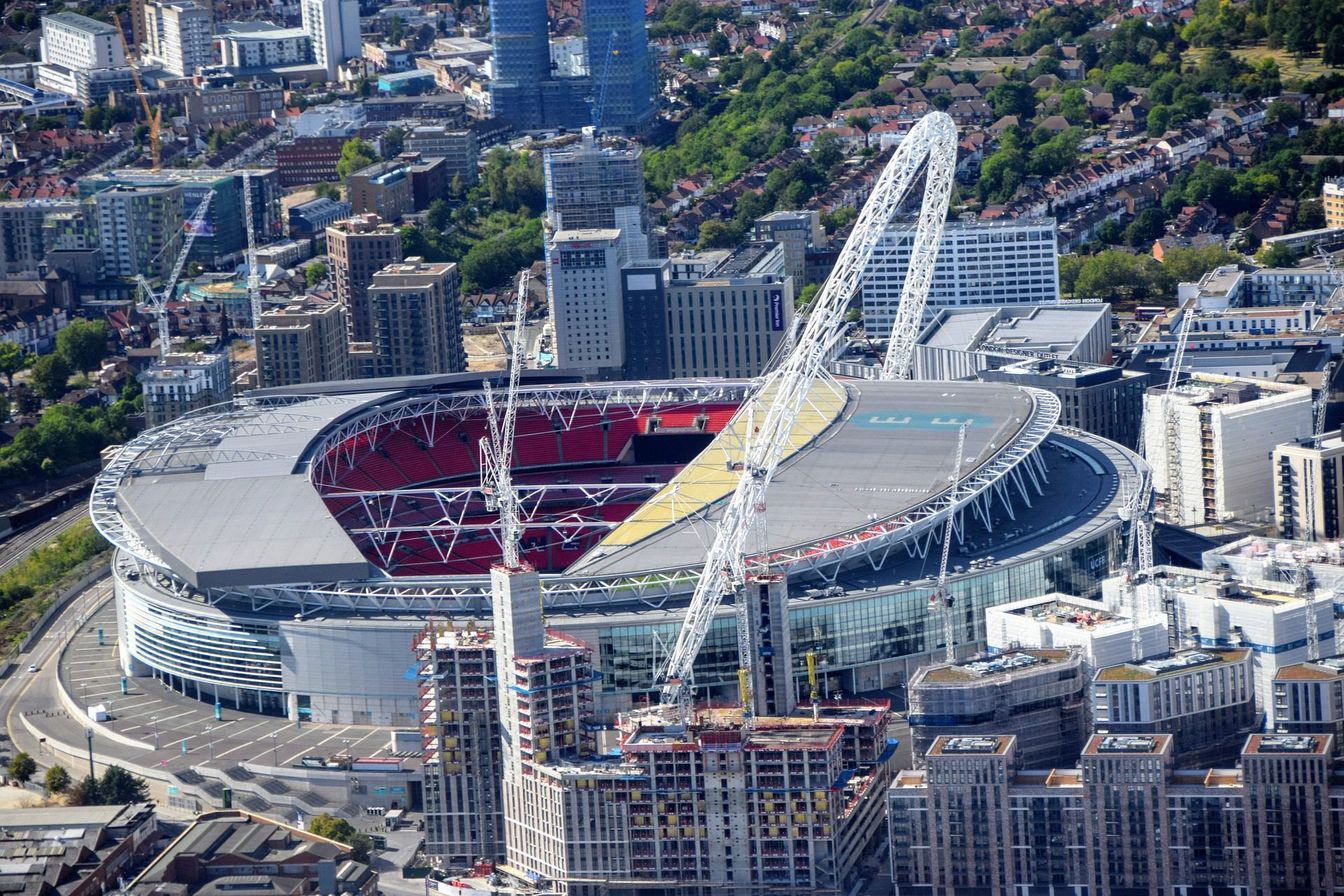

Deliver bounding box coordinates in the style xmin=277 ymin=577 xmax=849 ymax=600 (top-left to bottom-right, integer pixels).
xmin=1296 ymin=555 xmax=1321 ymax=661
xmin=137 ymin=193 xmax=213 ymax=359
xmin=805 ymin=651 xmax=821 ymax=721
xmin=587 ymin=31 xmax=618 ymax=132
xmin=480 ymin=268 xmax=531 ymax=569
xmin=931 ymin=425 xmax=967 ymax=663
xmin=242 ymin=171 xmax=263 ymax=330
xmin=653 ymin=112 xmax=960 ymax=722
xmin=112 ymin=12 xmax=161 ymax=171
xmin=1161 ymin=306 xmax=1197 ymax=525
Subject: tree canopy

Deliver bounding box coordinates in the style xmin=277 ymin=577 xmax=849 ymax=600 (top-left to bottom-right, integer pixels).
xmin=337 ymin=140 xmax=379 ymax=181
xmin=56 ymin=319 xmax=109 ymax=375
xmin=309 ymin=814 xmax=375 ymax=862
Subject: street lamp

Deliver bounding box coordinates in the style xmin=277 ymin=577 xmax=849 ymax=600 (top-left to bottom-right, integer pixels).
xmin=205 ymin=726 xmax=215 ymax=761
xmin=269 ymin=733 xmax=279 ymax=767
xmin=83 ymin=728 xmax=94 ymax=782
xmin=150 ymin=716 xmax=159 ymax=750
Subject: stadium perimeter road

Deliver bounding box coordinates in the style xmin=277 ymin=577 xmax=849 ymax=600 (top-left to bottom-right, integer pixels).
xmin=1 ymin=584 xmax=415 ymax=810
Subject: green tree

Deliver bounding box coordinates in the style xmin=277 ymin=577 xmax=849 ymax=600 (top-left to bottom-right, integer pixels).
xmin=98 ymin=766 xmax=149 ymax=803
xmin=795 ymin=282 xmax=819 ymax=310
xmin=337 ymin=139 xmax=379 ymax=181
xmin=383 ymin=125 xmax=405 ymax=157
xmin=1159 ymin=245 xmax=1240 ymax=283
xmin=29 ymin=354 xmax=71 ymax=403
xmin=313 ymin=182 xmax=342 ymax=201
xmin=0 ymin=342 xmax=32 ymax=388
xmin=708 ymin=31 xmax=730 ymax=56
xmin=1125 ymin=208 xmax=1168 ymax=247
xmin=1074 ymin=250 xmax=1164 ymax=301
xmin=306 ymin=262 xmax=330 ymax=287
xmin=43 ymin=764 xmax=70 ymax=794
xmin=1257 ymin=242 xmax=1299 ymax=267
xmin=309 ymin=813 xmax=375 ymax=862
xmin=1028 ymin=128 xmax=1082 ymax=178
xmin=55 ymin=319 xmax=109 ymax=375
xmin=986 ymin=80 xmax=1037 ymax=120
xmin=697 ymin=219 xmax=736 ymax=249
xmin=7 ymin=752 xmax=35 ymax=784
xmin=67 ymin=775 xmax=99 ymax=806
xmin=426 ymin=199 xmax=451 ymax=232
xmin=811 ymin=131 xmax=844 ymax=170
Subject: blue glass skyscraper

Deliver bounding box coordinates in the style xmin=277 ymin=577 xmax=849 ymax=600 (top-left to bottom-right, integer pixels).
xmin=488 ymin=0 xmax=653 ymax=132
xmin=585 ymin=0 xmax=654 ymax=133
xmin=487 ymin=0 xmax=552 ymax=128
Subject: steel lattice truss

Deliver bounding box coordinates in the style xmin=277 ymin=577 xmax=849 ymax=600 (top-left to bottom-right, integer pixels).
xmin=655 ymin=112 xmax=961 ymax=708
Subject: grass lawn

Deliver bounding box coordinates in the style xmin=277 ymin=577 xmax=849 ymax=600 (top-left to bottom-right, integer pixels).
xmin=1184 ymin=44 xmax=1344 ymax=83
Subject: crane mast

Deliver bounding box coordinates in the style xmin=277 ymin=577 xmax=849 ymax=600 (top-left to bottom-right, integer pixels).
xmin=242 ymin=171 xmax=263 ymax=330
xmin=1297 ymin=556 xmax=1320 ymax=662
xmin=481 ymin=269 xmax=531 ymax=569
xmin=1162 ymin=307 xmax=1197 ymax=525
xmin=137 ymin=193 xmax=213 ymax=359
xmin=112 ymin=12 xmax=161 ymax=170
xmin=931 ymin=425 xmax=967 ymax=663
xmin=653 ymin=113 xmax=959 ymax=718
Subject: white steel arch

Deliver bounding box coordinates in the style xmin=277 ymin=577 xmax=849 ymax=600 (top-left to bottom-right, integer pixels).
xmin=654 ymin=112 xmax=960 ymax=710
xmin=877 ymin=113 xmax=959 ymax=381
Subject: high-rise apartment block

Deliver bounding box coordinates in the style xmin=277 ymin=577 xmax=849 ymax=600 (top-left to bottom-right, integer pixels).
xmin=255 ymin=297 xmax=350 ymax=388
xmin=0 ymin=201 xmax=82 ymax=275
xmin=907 ymin=650 xmax=1087 ymax=770
xmin=548 ymin=228 xmax=625 ymax=377
xmin=140 ymin=350 xmax=233 ymax=427
xmin=83 ymin=169 xmax=281 ymax=269
xmin=300 ymin=0 xmax=359 ymax=80
xmin=91 ymin=185 xmax=183 ymax=279
xmin=1142 ymin=376 xmax=1313 ymax=527
xmin=584 ymin=0 xmax=654 ymax=132
xmin=404 ymin=127 xmax=479 ymax=186
xmin=621 ymin=242 xmax=794 ymax=380
xmin=327 ymin=215 xmax=403 ymax=344
xmin=862 ymin=219 xmax=1059 ymax=335
xmin=544 ymin=136 xmax=653 ymax=263
xmin=752 ymin=210 xmax=823 ymax=291
xmin=37 ymin=12 xmax=134 ymax=104
xmin=367 ymin=259 xmax=465 ymax=378
xmin=1273 ymin=430 xmax=1344 ymax=541
xmin=890 ymin=732 xmax=1340 ymax=896
xmin=1091 ymin=647 xmax=1258 ymax=766
xmin=414 ymin=623 xmax=504 ymax=868
xmin=484 ymin=564 xmax=896 ymax=894
xmin=145 ymin=0 xmax=213 ymax=78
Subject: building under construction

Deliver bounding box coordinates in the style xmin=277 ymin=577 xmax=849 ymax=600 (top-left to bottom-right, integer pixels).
xmin=417 ymin=564 xmax=897 ymax=894
xmin=906 ymin=649 xmax=1087 ymax=770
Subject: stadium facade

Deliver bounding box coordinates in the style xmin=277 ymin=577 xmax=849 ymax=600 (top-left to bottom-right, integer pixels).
xmin=93 ymin=372 xmax=1141 ymax=725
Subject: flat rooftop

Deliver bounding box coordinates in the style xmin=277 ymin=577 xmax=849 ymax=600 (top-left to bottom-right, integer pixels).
xmin=1245 ymin=733 xmax=1330 ymax=755
xmin=918 ymin=305 xmax=1105 ymax=354
xmin=1084 ymin=733 xmax=1171 ymax=755
xmin=928 ymin=735 xmax=1012 ymax=756
xmin=915 ymin=649 xmax=1073 ymax=684
xmin=1276 ymin=654 xmax=1344 ymax=681
xmin=1008 ymin=599 xmax=1120 ymax=629
xmin=1095 ymin=648 xmax=1250 ymax=682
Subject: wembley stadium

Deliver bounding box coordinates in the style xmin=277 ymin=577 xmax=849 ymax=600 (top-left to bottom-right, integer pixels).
xmin=91 ymin=371 xmax=1141 ymax=726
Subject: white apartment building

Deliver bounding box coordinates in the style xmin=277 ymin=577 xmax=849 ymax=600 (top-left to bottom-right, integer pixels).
xmin=986 ymin=593 xmax=1169 ymax=676
xmin=37 ymin=12 xmax=133 ymax=104
xmin=300 ymin=0 xmax=359 ymax=80
xmin=862 ymin=218 xmax=1059 ymax=335
xmin=39 ymin=12 xmax=123 ymax=70
xmin=145 ymin=0 xmax=213 ymax=78
xmin=216 ymin=22 xmax=312 ymax=69
xmin=1142 ymin=375 xmax=1312 ymax=527
xmin=548 ymin=228 xmax=625 ymax=377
